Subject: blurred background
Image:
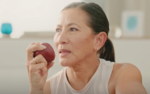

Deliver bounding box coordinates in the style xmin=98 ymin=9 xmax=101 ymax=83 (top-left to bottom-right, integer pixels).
xmin=0 ymin=0 xmax=150 ymax=94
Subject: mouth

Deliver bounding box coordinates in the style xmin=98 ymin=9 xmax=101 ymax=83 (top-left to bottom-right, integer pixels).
xmin=59 ymin=49 xmax=71 ymax=57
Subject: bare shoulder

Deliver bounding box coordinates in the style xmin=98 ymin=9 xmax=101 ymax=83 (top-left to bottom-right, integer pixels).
xmin=113 ymin=63 xmax=142 ymax=82
xmin=109 ymin=63 xmax=142 ymax=87
xmin=111 ymin=63 xmax=147 ymax=94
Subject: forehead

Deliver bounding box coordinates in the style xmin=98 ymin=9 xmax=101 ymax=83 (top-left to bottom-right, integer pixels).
xmin=57 ymin=8 xmax=89 ymax=25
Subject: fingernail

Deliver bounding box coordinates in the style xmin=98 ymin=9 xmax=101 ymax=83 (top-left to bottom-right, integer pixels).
xmin=40 ymin=45 xmax=46 ymax=49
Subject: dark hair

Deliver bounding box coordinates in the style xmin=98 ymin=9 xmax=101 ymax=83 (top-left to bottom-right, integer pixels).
xmin=62 ymin=2 xmax=115 ymax=62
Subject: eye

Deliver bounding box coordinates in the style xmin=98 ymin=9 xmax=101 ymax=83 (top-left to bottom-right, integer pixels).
xmin=70 ymin=28 xmax=78 ymax=31
xmin=56 ymin=28 xmax=61 ymax=32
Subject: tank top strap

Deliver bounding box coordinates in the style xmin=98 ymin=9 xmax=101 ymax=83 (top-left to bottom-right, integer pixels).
xmin=98 ymin=58 xmax=114 ymax=94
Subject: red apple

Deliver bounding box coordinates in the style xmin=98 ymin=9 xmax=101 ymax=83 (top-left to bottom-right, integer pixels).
xmin=33 ymin=42 xmax=55 ymax=64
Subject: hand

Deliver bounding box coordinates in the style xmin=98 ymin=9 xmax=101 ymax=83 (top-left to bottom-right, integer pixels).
xmin=26 ymin=42 xmax=54 ymax=93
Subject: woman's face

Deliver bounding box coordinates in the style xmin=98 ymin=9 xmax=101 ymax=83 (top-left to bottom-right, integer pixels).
xmin=53 ymin=8 xmax=97 ymax=66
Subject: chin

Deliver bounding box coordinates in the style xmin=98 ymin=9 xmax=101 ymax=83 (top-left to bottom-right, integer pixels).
xmin=59 ymin=58 xmax=75 ymax=67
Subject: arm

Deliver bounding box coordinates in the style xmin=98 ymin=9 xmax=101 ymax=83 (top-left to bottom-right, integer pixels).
xmin=29 ymin=79 xmax=51 ymax=94
xmin=43 ymin=79 xmax=51 ymax=94
xmin=115 ymin=63 xmax=147 ymax=94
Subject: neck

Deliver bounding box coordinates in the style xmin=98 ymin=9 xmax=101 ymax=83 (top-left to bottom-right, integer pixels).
xmin=66 ymin=56 xmax=100 ymax=90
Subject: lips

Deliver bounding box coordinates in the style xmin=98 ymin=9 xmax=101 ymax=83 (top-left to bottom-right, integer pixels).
xmin=59 ymin=49 xmax=71 ymax=57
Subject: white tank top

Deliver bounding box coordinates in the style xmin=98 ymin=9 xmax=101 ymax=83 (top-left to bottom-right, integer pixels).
xmin=50 ymin=58 xmax=114 ymax=94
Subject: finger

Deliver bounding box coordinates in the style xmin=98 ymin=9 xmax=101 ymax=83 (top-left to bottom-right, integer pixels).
xmin=26 ymin=42 xmax=46 ymax=62
xmin=26 ymin=42 xmax=46 ymax=75
xmin=27 ymin=54 xmax=47 ymax=75
xmin=27 ymin=59 xmax=35 ymax=76
xmin=30 ymin=54 xmax=47 ymax=66
xmin=26 ymin=57 xmax=37 ymax=75
xmin=27 ymin=58 xmax=37 ymax=66
xmin=36 ymin=63 xmax=47 ymax=76
xmin=29 ymin=63 xmax=47 ymax=76
xmin=41 ymin=65 xmax=47 ymax=76
xmin=26 ymin=62 xmax=29 ymax=75
xmin=26 ymin=42 xmax=36 ymax=62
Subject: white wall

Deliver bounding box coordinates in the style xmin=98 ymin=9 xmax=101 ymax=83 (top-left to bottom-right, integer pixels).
xmin=0 ymin=38 xmax=149 ymax=94
xmin=106 ymin=0 xmax=150 ymax=37
xmin=1 ymin=0 xmax=149 ymax=38
xmin=0 ymin=0 xmax=81 ymax=38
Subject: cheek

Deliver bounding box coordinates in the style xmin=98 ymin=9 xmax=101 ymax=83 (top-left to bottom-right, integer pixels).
xmin=76 ymin=34 xmax=93 ymax=47
xmin=71 ymin=35 xmax=94 ymax=55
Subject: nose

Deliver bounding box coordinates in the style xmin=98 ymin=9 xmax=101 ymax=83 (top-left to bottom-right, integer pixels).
xmin=57 ymin=30 xmax=69 ymax=44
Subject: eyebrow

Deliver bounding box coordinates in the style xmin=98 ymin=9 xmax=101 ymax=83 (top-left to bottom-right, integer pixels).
xmin=57 ymin=23 xmax=81 ymax=28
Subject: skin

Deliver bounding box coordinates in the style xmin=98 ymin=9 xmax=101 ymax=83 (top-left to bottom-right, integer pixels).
xmin=53 ymin=8 xmax=106 ymax=90
xmin=26 ymin=8 xmax=147 ymax=94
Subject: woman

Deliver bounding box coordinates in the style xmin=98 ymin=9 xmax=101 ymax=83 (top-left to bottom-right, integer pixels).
xmin=26 ymin=2 xmax=147 ymax=94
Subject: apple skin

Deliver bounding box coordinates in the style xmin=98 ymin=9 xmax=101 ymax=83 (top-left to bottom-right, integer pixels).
xmin=33 ymin=43 xmax=55 ymax=64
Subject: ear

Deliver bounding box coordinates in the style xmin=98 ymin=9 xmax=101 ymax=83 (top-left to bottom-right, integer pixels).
xmin=94 ymin=32 xmax=107 ymax=51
